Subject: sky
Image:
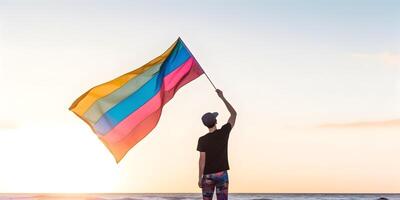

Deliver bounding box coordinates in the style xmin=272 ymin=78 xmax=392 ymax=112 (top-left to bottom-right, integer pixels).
xmin=0 ymin=0 xmax=399 ymax=193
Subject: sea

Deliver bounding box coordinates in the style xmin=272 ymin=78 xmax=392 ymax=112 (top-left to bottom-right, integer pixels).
xmin=0 ymin=193 xmax=399 ymax=200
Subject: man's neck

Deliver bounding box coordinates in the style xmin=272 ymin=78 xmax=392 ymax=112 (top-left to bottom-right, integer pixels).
xmin=208 ymin=126 xmax=217 ymax=133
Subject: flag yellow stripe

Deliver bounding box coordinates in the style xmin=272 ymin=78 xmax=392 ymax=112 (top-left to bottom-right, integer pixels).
xmin=69 ymin=40 xmax=177 ymax=116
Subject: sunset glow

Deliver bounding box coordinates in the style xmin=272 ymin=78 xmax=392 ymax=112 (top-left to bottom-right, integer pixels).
xmin=0 ymin=0 xmax=399 ymax=193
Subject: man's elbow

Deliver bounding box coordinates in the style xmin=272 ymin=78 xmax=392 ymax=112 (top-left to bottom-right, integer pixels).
xmin=199 ymin=159 xmax=205 ymax=167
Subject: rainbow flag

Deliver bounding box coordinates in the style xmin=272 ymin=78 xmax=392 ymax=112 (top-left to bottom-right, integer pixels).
xmin=69 ymin=38 xmax=204 ymax=163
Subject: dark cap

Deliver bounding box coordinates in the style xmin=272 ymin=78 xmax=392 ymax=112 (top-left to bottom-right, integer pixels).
xmin=201 ymin=112 xmax=218 ymax=127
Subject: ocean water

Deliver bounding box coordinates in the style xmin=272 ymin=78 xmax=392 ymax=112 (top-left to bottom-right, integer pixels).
xmin=0 ymin=193 xmax=399 ymax=200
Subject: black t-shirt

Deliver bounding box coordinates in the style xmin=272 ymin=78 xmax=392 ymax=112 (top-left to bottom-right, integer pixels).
xmin=196 ymin=123 xmax=232 ymax=175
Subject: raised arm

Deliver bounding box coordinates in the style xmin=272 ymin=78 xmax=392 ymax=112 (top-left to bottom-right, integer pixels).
xmin=216 ymin=89 xmax=237 ymax=127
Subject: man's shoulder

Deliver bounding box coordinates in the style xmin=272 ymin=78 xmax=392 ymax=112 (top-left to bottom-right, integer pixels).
xmin=198 ymin=134 xmax=209 ymax=140
xmin=219 ymin=123 xmax=232 ymax=132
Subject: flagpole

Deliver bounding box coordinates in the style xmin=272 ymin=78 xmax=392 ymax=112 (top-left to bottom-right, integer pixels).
xmin=202 ymin=69 xmax=217 ymax=90
xmin=179 ymin=37 xmax=217 ymax=90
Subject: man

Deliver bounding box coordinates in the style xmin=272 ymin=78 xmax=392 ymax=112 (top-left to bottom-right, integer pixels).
xmin=197 ymin=89 xmax=237 ymax=200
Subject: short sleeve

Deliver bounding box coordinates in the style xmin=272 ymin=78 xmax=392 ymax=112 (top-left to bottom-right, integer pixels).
xmin=220 ymin=123 xmax=232 ymax=137
xmin=196 ymin=138 xmax=205 ymax=152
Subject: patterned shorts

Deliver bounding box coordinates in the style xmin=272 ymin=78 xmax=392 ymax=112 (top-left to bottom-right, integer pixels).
xmin=201 ymin=170 xmax=229 ymax=200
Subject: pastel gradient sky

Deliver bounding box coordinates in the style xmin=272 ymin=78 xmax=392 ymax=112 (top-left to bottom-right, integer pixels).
xmin=0 ymin=0 xmax=399 ymax=193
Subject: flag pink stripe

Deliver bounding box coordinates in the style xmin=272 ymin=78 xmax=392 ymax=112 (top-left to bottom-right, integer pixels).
xmin=101 ymin=57 xmax=196 ymax=143
xmin=100 ymin=60 xmax=203 ymax=162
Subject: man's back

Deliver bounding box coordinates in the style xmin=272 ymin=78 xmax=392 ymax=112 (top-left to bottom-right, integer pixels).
xmin=197 ymin=123 xmax=232 ymax=174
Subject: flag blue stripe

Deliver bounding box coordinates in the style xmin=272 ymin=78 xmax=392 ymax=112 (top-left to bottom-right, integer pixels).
xmin=94 ymin=40 xmax=192 ymax=135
